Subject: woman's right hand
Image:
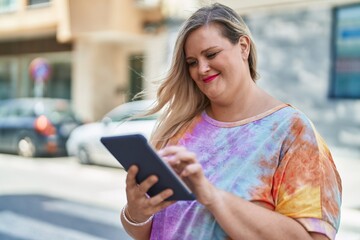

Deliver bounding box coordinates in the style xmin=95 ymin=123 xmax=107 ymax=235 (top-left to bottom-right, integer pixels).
xmin=125 ymin=165 xmax=175 ymax=222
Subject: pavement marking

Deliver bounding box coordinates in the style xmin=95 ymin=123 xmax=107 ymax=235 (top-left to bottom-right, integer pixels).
xmin=43 ymin=200 xmax=120 ymax=227
xmin=0 ymin=211 xmax=107 ymax=240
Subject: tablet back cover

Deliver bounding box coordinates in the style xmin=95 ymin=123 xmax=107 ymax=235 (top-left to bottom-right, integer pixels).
xmin=100 ymin=134 xmax=195 ymax=201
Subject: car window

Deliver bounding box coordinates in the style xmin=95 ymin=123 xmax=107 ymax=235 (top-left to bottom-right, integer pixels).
xmin=128 ymin=114 xmax=159 ymax=121
xmin=0 ymin=99 xmax=77 ymax=122
xmin=106 ymin=100 xmax=158 ymax=122
xmin=0 ymin=102 xmax=8 ymax=117
xmin=109 ymin=110 xmax=158 ymax=122
xmin=108 ymin=110 xmax=135 ymax=122
xmin=40 ymin=100 xmax=76 ymax=124
xmin=4 ymin=102 xmax=20 ymax=117
xmin=0 ymin=100 xmax=33 ymax=117
xmin=16 ymin=103 xmax=35 ymax=117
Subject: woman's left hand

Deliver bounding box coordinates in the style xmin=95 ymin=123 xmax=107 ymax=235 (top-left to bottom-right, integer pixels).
xmin=158 ymin=145 xmax=218 ymax=207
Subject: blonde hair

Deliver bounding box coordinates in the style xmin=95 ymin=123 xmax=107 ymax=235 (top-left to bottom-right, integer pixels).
xmin=148 ymin=3 xmax=258 ymax=148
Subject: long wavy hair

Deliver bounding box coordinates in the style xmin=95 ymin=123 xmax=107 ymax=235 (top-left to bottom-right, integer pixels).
xmin=146 ymin=3 xmax=258 ymax=148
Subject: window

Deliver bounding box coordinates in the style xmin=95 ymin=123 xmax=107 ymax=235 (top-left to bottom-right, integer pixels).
xmin=330 ymin=4 xmax=360 ymax=98
xmin=46 ymin=62 xmax=71 ymax=99
xmin=27 ymin=0 xmax=50 ymax=7
xmin=134 ymin=0 xmax=160 ymax=9
xmin=128 ymin=55 xmax=144 ymax=101
xmin=0 ymin=0 xmax=16 ymax=13
xmin=27 ymin=59 xmax=72 ymax=99
xmin=0 ymin=60 xmax=15 ymax=99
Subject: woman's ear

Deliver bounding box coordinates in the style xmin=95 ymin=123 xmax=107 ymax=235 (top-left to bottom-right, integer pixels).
xmin=238 ymin=36 xmax=250 ymax=60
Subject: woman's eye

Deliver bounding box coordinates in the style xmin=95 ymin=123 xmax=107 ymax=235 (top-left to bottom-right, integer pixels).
xmin=207 ymin=52 xmax=218 ymax=59
xmin=187 ymin=61 xmax=197 ymax=67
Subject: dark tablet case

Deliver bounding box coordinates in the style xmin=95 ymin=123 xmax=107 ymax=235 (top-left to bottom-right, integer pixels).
xmin=100 ymin=134 xmax=195 ymax=201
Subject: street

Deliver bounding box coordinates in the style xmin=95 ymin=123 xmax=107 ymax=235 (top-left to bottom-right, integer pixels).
xmin=0 ymin=150 xmax=360 ymax=240
xmin=0 ymin=154 xmax=131 ymax=240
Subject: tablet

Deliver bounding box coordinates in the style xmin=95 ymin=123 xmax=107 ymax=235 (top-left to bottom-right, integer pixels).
xmin=100 ymin=134 xmax=195 ymax=201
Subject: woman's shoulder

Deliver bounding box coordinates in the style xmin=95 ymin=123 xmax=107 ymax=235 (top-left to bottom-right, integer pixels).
xmin=278 ymin=105 xmax=329 ymax=149
xmin=277 ymin=104 xmax=314 ymax=127
xmin=270 ymin=105 xmax=323 ymax=142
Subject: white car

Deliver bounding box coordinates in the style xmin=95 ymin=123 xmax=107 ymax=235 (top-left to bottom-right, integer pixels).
xmin=66 ymin=100 xmax=158 ymax=167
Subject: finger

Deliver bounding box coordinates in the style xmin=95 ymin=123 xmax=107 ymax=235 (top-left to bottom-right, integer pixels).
xmin=161 ymin=148 xmax=197 ymax=165
xmin=148 ymin=188 xmax=174 ymax=206
xmin=138 ymin=175 xmax=158 ymax=194
xmin=169 ymin=153 xmax=197 ymax=176
xmin=181 ymin=163 xmax=203 ymax=177
xmin=126 ymin=165 xmax=139 ymax=188
xmin=178 ymin=151 xmax=196 ymax=162
xmin=152 ymin=200 xmax=176 ymax=213
xmin=158 ymin=145 xmax=187 ymax=156
xmin=128 ymin=189 xmax=174 ymax=218
xmin=137 ymin=199 xmax=175 ymax=218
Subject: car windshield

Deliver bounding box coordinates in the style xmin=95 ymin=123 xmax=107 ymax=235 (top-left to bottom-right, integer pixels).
xmin=0 ymin=98 xmax=78 ymax=124
xmin=33 ymin=99 xmax=76 ymax=123
xmin=106 ymin=100 xmax=159 ymax=122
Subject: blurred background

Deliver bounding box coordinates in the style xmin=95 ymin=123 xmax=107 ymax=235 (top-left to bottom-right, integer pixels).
xmin=0 ymin=0 xmax=359 ymax=239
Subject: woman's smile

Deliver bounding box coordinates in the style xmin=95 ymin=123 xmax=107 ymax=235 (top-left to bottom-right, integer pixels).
xmin=203 ymin=73 xmax=220 ymax=83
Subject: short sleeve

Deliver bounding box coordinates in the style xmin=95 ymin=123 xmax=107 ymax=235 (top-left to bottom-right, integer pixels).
xmin=273 ymin=115 xmax=342 ymax=240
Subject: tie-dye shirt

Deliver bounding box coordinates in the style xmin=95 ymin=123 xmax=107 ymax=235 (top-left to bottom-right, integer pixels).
xmin=150 ymin=104 xmax=342 ymax=240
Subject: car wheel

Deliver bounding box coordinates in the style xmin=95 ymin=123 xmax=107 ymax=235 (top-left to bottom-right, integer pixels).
xmin=17 ymin=137 xmax=36 ymax=158
xmin=78 ymin=147 xmax=92 ymax=165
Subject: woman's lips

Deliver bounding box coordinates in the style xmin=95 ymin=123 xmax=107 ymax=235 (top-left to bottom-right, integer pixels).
xmin=203 ymin=73 xmax=220 ymax=83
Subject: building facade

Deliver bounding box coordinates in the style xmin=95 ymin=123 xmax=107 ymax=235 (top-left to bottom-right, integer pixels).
xmin=0 ymin=0 xmax=165 ymax=121
xmin=1 ymin=0 xmax=360 ymax=151
xmin=220 ymin=0 xmax=360 ymax=150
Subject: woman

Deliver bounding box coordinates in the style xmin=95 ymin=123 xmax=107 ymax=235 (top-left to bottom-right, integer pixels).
xmin=121 ymin=3 xmax=341 ymax=240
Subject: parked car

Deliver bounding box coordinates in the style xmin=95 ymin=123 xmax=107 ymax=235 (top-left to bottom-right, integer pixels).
xmin=0 ymin=98 xmax=82 ymax=157
xmin=66 ymin=99 xmax=158 ymax=168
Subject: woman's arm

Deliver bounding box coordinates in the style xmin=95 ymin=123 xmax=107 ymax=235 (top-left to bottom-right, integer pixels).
xmin=120 ymin=211 xmax=152 ymax=240
xmin=206 ymin=186 xmax=329 ymax=240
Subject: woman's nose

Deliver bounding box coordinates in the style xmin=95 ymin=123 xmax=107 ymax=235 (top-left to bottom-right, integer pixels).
xmin=198 ymin=61 xmax=210 ymax=74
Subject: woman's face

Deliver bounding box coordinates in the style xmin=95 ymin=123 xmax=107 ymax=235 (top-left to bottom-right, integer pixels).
xmin=184 ymin=23 xmax=251 ymax=104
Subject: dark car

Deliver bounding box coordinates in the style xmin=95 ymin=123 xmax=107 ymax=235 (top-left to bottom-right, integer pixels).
xmin=0 ymin=98 xmax=82 ymax=157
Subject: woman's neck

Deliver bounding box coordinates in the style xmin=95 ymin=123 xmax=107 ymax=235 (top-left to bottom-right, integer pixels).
xmin=207 ymin=82 xmax=283 ymax=122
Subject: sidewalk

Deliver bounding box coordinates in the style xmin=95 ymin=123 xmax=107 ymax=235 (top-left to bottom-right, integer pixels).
xmin=331 ymin=147 xmax=360 ymax=240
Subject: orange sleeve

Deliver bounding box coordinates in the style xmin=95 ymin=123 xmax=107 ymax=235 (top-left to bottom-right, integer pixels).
xmin=273 ymin=116 xmax=342 ymax=239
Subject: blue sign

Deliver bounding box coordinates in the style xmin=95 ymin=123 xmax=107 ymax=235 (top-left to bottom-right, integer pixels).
xmin=29 ymin=58 xmax=51 ymax=82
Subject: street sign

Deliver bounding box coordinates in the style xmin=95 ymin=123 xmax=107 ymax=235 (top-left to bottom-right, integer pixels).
xmin=29 ymin=58 xmax=51 ymax=83
xmin=29 ymin=58 xmax=51 ymax=97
